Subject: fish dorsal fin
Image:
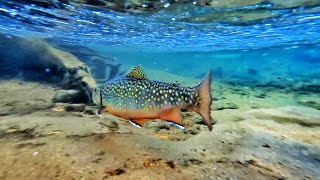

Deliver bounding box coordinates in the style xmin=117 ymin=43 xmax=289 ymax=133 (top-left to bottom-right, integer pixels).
xmin=126 ymin=66 xmax=147 ymax=80
xmin=172 ymin=81 xmax=180 ymax=86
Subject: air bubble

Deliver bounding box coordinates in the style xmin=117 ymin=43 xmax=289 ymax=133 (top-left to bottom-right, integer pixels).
xmin=163 ymin=3 xmax=170 ymax=8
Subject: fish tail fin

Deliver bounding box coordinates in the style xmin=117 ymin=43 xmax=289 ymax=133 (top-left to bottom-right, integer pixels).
xmin=195 ymin=71 xmax=213 ymax=131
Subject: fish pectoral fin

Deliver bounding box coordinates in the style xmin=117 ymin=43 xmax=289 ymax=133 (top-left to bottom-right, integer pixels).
xmin=131 ymin=119 xmax=150 ymax=126
xmin=159 ymin=107 xmax=182 ymax=125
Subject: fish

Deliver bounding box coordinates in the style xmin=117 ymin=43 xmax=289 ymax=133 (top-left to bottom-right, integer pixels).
xmin=92 ymin=66 xmax=213 ymax=131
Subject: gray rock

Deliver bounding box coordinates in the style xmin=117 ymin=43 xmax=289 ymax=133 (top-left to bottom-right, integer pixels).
xmin=297 ymin=99 xmax=320 ymax=110
xmin=52 ymin=90 xmax=81 ymax=103
xmin=247 ymin=106 xmax=320 ymax=127
xmin=213 ymin=102 xmax=239 ymax=111
xmin=0 ymin=34 xmax=99 ymax=104
xmin=254 ymin=93 xmax=267 ymax=98
xmin=187 ymin=126 xmax=201 ymax=135
xmin=84 ymin=109 xmax=96 ymax=115
xmin=64 ymin=104 xmax=86 ymax=112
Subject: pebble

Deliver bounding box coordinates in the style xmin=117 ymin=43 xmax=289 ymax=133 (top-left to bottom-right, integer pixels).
xmin=64 ymin=104 xmax=86 ymax=112
xmin=213 ymin=102 xmax=239 ymax=111
xmin=52 ymin=90 xmax=81 ymax=103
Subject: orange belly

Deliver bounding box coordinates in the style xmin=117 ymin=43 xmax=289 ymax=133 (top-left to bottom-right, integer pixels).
xmin=103 ymin=105 xmax=183 ymax=126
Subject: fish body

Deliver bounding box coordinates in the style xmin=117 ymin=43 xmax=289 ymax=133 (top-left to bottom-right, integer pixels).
xmin=93 ymin=66 xmax=213 ymax=131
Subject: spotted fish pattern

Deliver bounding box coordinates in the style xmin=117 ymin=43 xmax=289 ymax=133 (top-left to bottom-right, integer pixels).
xmin=93 ymin=66 xmax=213 ymax=131
xmin=101 ymin=78 xmax=198 ymax=110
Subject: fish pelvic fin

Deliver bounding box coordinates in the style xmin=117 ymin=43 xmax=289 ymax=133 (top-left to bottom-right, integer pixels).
xmin=195 ymin=71 xmax=213 ymax=131
xmin=131 ymin=119 xmax=150 ymax=126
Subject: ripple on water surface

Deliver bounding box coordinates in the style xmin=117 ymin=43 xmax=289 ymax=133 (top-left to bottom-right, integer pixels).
xmin=0 ymin=0 xmax=319 ymax=51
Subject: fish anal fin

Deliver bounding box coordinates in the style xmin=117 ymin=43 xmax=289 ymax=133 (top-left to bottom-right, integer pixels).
xmin=159 ymin=107 xmax=182 ymax=125
xmin=126 ymin=65 xmax=147 ymax=80
xmin=131 ymin=119 xmax=150 ymax=126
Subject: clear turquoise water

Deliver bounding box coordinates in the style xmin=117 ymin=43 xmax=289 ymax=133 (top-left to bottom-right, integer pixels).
xmin=0 ymin=1 xmax=320 ymax=179
xmin=0 ymin=0 xmax=319 ymax=87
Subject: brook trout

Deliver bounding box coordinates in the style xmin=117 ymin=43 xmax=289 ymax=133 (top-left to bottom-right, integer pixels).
xmin=92 ymin=66 xmax=213 ymax=131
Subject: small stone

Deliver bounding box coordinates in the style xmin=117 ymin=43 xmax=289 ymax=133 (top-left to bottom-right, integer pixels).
xmin=166 ymin=160 xmax=176 ymax=169
xmin=245 ymin=159 xmax=257 ymax=165
xmin=64 ymin=104 xmax=86 ymax=112
xmin=226 ymin=102 xmax=239 ymax=109
xmin=297 ymin=99 xmax=320 ymax=110
xmin=52 ymin=90 xmax=81 ymax=103
xmin=254 ymin=93 xmax=267 ymax=98
xmin=96 ymin=150 xmax=105 ymax=156
xmin=188 ymin=159 xmax=203 ymax=165
xmin=250 ymin=104 xmax=260 ymax=109
xmin=216 ymin=157 xmax=229 ymax=163
xmin=213 ymin=102 xmax=239 ymax=110
xmin=92 ymin=158 xmax=102 ymax=163
xmin=104 ymin=168 xmax=125 ymax=176
xmin=187 ymin=126 xmax=200 ymax=135
xmin=84 ymin=109 xmax=96 ymax=115
xmin=99 ymin=121 xmax=119 ymax=131
xmin=262 ymin=143 xmax=271 ymax=148
xmin=158 ymin=123 xmax=171 ymax=130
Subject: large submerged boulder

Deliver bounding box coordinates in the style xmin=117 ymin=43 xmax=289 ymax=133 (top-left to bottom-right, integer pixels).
xmin=0 ymin=33 xmax=120 ymax=103
xmin=47 ymin=42 xmax=121 ymax=84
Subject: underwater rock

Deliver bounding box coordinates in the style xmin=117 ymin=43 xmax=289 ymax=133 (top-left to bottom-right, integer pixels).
xmin=255 ymin=81 xmax=287 ymax=90
xmin=0 ymin=33 xmax=97 ymax=103
xmin=186 ymin=126 xmax=201 ymax=135
xmin=268 ymin=0 xmax=320 ymax=9
xmin=180 ymin=9 xmax=280 ymax=25
xmin=64 ymin=104 xmax=86 ymax=112
xmin=144 ymin=121 xmax=171 ymax=131
xmin=213 ymin=102 xmax=239 ymax=111
xmin=47 ymin=42 xmax=121 ymax=83
xmin=262 ymin=143 xmax=271 ymax=148
xmin=88 ymin=56 xmax=121 ymax=83
xmin=293 ymin=80 xmax=320 ymax=93
xmin=104 ymin=168 xmax=125 ymax=176
xmin=298 ymin=100 xmax=320 ymax=110
xmin=99 ymin=121 xmax=119 ymax=131
xmin=84 ymin=109 xmax=96 ymax=115
xmin=254 ymin=92 xmax=267 ymax=98
xmin=20 ymin=0 xmax=319 ymax=14
xmin=247 ymin=106 xmax=320 ymax=127
xmin=6 ymin=0 xmax=317 ymax=28
xmin=52 ymin=90 xmax=82 ymax=104
xmin=296 ymin=96 xmax=320 ymax=110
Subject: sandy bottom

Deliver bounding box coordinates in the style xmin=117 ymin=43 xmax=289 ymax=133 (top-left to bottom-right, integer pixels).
xmin=0 ymin=80 xmax=319 ymax=180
